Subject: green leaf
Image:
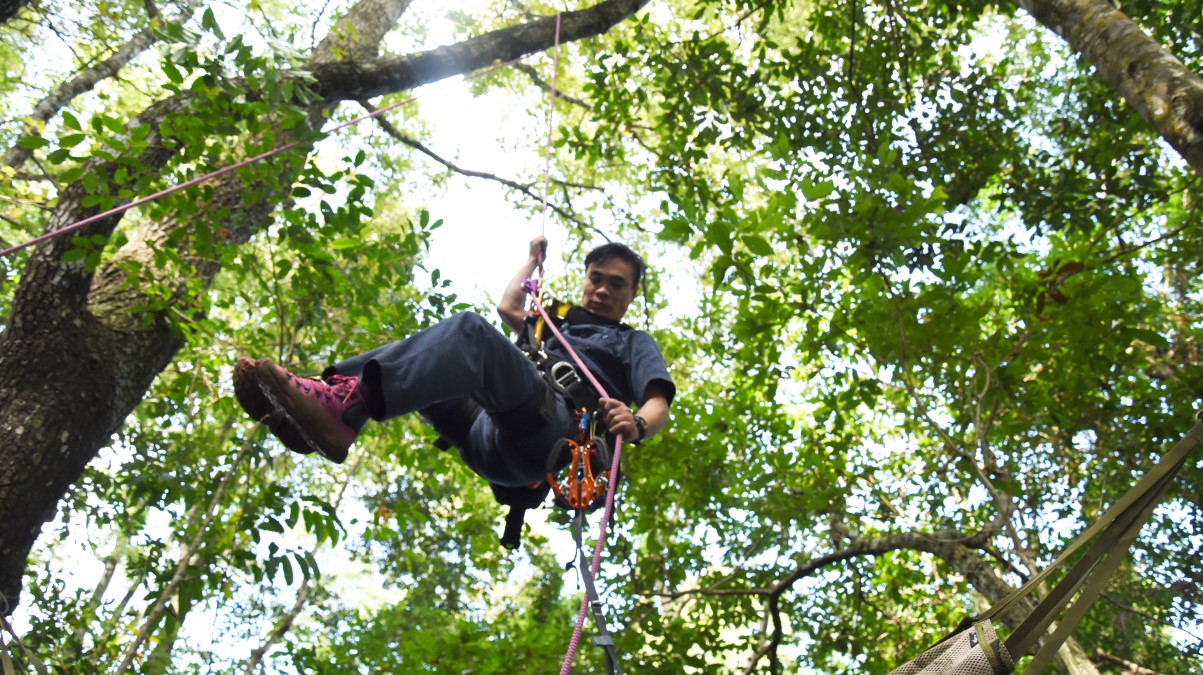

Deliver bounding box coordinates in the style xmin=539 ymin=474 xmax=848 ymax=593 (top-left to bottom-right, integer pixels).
xmin=742 ymin=235 xmax=775 ymax=257
xmin=58 ymin=133 xmax=86 ymax=148
xmin=331 ymin=237 xmax=359 ymax=250
xmin=101 ymin=115 xmax=125 ymax=135
xmin=287 ymin=501 xmax=300 ymax=529
xmin=708 ymin=219 xmax=734 ymax=256
xmin=877 ymin=139 xmax=897 ymax=165
xmin=162 ymin=59 xmax=184 ymax=83
xmin=729 ymin=173 xmax=744 ymax=202
xmin=16 ymin=135 xmax=49 ymax=150
xmin=1124 ymin=327 xmax=1170 ymax=349
xmin=801 ymin=179 xmax=834 ymax=202
xmin=201 ymin=8 xmax=225 ymax=39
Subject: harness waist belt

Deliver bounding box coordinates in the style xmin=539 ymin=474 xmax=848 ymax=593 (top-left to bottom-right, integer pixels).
xmin=540 ymin=356 xmax=600 ymax=413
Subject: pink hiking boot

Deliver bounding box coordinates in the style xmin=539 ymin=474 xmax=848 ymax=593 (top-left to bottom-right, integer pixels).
xmin=233 ymin=357 xmax=366 ymax=464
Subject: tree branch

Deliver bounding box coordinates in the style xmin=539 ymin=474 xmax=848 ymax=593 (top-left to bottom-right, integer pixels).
xmin=1014 ymin=0 xmax=1203 ymax=172
xmin=512 ymin=62 xmax=590 ymax=110
xmin=881 ymin=285 xmax=1033 ymax=577
xmin=1094 ymin=650 xmax=1170 ymax=674
xmin=242 ymin=455 xmax=364 ymax=674
xmin=357 ymin=100 xmax=600 ymax=231
xmin=1 ymin=1 xmax=198 ymax=170
xmin=112 ymin=436 xmax=252 ymax=675
xmin=651 ymin=526 xmax=1019 ymax=672
xmin=309 ymin=0 xmax=650 ymax=101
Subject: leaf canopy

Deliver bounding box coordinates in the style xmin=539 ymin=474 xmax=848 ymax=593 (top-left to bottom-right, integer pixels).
xmin=1 ymin=0 xmax=1202 ymax=673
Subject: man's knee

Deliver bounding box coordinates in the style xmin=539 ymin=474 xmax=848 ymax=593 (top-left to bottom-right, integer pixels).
xmin=443 ymin=311 xmax=492 ymax=334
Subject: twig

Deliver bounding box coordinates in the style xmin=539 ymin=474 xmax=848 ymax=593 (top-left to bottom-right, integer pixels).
xmin=356 ymin=100 xmax=604 ymax=236
xmin=112 ymin=436 xmax=254 ymax=675
xmin=880 ymin=286 xmax=1030 ymax=575
xmin=242 ymin=454 xmax=365 ymax=674
xmin=1089 ymin=175 xmax=1200 ymax=251
xmin=651 ymin=524 xmax=1008 ymax=672
xmin=64 ymin=537 xmax=127 ymax=662
xmin=1098 ymin=196 xmax=1201 ymax=268
xmin=1094 ymin=650 xmax=1169 ymax=675
xmin=698 ymin=0 xmax=775 ymax=42
xmin=741 ymin=595 xmax=775 ymax=675
xmin=0 ymin=615 xmax=49 ymax=674
xmin=1099 ymin=592 xmax=1203 ymax=643
xmin=2 ymin=1 xmax=199 ymax=170
xmin=512 ymin=63 xmax=590 ymax=110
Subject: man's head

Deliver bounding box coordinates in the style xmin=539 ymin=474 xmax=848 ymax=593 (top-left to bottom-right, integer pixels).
xmin=581 ymin=243 xmax=644 ymax=322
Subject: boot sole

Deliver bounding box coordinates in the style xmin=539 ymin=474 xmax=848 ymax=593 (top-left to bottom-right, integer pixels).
xmin=233 ymin=358 xmax=347 ymax=463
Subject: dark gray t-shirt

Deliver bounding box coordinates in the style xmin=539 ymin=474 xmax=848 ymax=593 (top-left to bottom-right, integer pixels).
xmin=542 ymin=306 xmax=675 ymax=407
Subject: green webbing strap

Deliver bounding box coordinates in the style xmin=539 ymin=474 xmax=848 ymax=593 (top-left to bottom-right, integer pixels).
xmin=1022 ymin=466 xmax=1171 ymax=671
xmin=1006 ymin=460 xmax=1175 ymax=657
xmin=984 ymin=412 xmax=1203 ymax=661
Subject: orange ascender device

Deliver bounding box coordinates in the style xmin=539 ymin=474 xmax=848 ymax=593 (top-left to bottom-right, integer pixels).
xmin=546 ymin=410 xmax=613 ymax=512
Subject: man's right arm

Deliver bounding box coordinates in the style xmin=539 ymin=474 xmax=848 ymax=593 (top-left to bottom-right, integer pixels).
xmin=497 ymin=235 xmax=548 ymax=333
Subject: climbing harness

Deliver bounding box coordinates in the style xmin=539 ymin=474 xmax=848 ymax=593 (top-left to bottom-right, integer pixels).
xmin=484 ymin=291 xmax=605 ymax=552
xmin=517 ymin=290 xmax=603 ymax=414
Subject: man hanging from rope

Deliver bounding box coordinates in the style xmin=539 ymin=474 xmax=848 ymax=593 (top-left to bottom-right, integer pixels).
xmin=231 ymin=236 xmax=674 ymax=524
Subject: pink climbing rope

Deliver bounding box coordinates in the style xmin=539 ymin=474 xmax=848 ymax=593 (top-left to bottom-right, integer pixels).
xmin=527 ymin=14 xmax=625 ymax=672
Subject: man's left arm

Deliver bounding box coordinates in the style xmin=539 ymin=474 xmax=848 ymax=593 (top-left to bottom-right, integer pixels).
xmin=600 ymin=381 xmax=672 ymax=442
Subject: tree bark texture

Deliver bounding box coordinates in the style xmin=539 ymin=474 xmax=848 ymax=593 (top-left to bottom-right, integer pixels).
xmin=1017 ymin=0 xmax=1203 ymax=173
xmin=0 ymin=0 xmax=649 ymax=614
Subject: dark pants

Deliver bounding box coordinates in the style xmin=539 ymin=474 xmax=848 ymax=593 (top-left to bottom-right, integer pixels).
xmin=326 ymin=312 xmax=575 ymax=486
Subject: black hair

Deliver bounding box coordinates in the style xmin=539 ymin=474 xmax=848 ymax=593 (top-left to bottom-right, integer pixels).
xmin=584 ymin=242 xmax=646 ymax=288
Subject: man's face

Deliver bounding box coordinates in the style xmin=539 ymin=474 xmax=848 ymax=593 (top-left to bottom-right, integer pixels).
xmin=581 ymin=257 xmax=638 ymax=321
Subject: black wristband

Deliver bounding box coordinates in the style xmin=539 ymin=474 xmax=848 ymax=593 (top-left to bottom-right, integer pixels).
xmin=634 ymin=415 xmax=648 ymax=442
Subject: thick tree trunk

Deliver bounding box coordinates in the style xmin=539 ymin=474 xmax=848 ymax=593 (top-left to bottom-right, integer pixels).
xmin=1016 ymin=0 xmax=1203 ymax=173
xmin=0 ymin=0 xmax=648 ymax=616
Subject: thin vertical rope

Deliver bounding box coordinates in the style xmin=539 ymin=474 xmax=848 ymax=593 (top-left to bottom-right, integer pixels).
xmin=539 ymin=12 xmax=563 ymax=239
xmin=529 ymin=14 xmax=622 ymax=672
